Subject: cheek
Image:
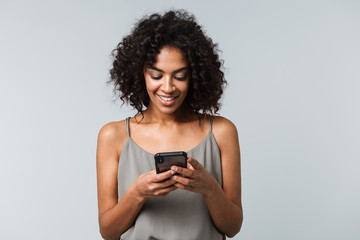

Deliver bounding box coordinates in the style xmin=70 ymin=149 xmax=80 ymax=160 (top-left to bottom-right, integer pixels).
xmin=145 ymin=78 xmax=160 ymax=93
xmin=182 ymin=81 xmax=190 ymax=95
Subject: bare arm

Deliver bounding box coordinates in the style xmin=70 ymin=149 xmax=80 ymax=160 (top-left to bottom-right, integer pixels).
xmin=96 ymin=123 xmax=177 ymax=239
xmin=171 ymin=117 xmax=243 ymax=237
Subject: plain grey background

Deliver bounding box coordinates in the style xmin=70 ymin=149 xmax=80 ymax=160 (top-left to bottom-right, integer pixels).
xmin=1 ymin=0 xmax=359 ymax=239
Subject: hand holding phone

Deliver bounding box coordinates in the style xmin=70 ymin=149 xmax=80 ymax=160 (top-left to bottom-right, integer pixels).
xmin=154 ymin=151 xmax=187 ymax=174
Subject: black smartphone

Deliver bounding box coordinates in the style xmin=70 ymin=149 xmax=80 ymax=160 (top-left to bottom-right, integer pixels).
xmin=154 ymin=151 xmax=187 ymax=174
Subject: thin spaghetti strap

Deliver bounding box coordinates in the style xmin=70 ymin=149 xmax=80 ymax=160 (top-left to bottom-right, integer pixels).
xmin=125 ymin=117 xmax=130 ymax=137
xmin=209 ymin=117 xmax=213 ymax=132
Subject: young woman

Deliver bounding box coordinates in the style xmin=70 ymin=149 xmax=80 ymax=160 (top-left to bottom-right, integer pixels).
xmin=97 ymin=10 xmax=243 ymax=240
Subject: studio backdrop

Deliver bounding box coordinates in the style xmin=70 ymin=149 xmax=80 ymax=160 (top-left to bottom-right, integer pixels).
xmin=0 ymin=0 xmax=359 ymax=239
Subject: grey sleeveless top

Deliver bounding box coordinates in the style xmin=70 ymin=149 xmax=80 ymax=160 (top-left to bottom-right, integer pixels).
xmin=118 ymin=118 xmax=225 ymax=240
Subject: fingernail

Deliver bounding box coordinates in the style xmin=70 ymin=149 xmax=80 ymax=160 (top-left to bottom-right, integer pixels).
xmin=170 ymin=170 xmax=175 ymax=175
xmin=171 ymin=166 xmax=178 ymax=171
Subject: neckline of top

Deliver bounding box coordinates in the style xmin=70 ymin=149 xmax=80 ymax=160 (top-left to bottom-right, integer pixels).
xmin=127 ymin=131 xmax=211 ymax=156
xmin=126 ymin=118 xmax=212 ymax=156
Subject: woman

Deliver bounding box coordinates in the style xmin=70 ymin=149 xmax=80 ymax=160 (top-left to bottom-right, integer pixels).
xmin=97 ymin=10 xmax=243 ymax=240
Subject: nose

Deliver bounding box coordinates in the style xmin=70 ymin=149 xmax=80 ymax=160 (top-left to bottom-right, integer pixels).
xmin=162 ymin=75 xmax=175 ymax=93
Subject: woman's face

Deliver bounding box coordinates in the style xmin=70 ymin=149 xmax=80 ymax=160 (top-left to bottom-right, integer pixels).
xmin=144 ymin=46 xmax=190 ymax=115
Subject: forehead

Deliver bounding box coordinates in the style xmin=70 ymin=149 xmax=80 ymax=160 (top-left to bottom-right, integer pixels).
xmin=151 ymin=47 xmax=188 ymax=70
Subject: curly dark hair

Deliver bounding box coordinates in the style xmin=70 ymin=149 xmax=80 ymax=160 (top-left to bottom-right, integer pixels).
xmin=109 ymin=9 xmax=227 ymax=115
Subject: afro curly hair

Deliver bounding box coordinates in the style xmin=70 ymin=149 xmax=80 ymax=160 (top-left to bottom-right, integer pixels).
xmin=109 ymin=9 xmax=227 ymax=115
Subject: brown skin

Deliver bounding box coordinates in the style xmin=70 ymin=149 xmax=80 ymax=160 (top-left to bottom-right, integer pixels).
xmin=96 ymin=47 xmax=243 ymax=239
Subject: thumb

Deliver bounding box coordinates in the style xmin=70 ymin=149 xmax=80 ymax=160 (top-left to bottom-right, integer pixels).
xmin=187 ymin=157 xmax=203 ymax=170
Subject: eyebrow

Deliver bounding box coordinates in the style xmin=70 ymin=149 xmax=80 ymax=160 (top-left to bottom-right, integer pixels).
xmin=148 ymin=66 xmax=189 ymax=74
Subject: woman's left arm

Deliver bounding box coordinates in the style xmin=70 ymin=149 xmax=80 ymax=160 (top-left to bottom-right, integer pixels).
xmin=171 ymin=117 xmax=243 ymax=238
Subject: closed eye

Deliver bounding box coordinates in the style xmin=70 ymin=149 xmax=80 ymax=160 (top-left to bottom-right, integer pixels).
xmin=151 ymin=75 xmax=162 ymax=80
xmin=174 ymin=74 xmax=188 ymax=81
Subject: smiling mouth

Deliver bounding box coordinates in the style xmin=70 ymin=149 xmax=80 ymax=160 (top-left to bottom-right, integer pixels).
xmin=158 ymin=95 xmax=177 ymax=101
xmin=156 ymin=94 xmax=178 ymax=105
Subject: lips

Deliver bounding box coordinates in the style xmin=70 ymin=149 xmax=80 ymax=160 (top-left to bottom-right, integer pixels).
xmin=158 ymin=95 xmax=176 ymax=101
xmin=156 ymin=94 xmax=178 ymax=106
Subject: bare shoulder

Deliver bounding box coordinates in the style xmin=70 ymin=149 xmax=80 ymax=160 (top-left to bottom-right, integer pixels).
xmin=211 ymin=116 xmax=238 ymax=144
xmin=98 ymin=120 xmax=126 ymax=139
xmin=97 ymin=120 xmax=127 ymax=157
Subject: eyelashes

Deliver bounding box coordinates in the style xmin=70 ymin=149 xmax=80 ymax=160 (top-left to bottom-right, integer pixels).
xmin=151 ymin=76 xmax=162 ymax=80
xmin=175 ymin=75 xmax=187 ymax=81
xmin=150 ymin=75 xmax=188 ymax=81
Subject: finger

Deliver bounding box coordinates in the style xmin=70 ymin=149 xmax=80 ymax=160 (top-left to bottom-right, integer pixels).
xmin=171 ymin=175 xmax=193 ymax=187
xmin=187 ymin=157 xmax=203 ymax=170
xmin=174 ymin=183 xmax=186 ymax=190
xmin=154 ymin=186 xmax=177 ymax=197
xmin=174 ymin=183 xmax=192 ymax=191
xmin=156 ymin=193 xmax=168 ymax=198
xmin=171 ymin=165 xmax=195 ymax=178
xmin=155 ymin=178 xmax=176 ymax=189
xmin=153 ymin=169 xmax=174 ymax=182
xmin=187 ymin=163 xmax=195 ymax=170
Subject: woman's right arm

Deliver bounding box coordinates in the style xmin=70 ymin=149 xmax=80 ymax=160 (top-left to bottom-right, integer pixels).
xmin=96 ymin=122 xmax=176 ymax=240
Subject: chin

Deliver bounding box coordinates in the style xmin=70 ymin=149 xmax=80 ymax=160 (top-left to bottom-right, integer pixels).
xmin=159 ymin=107 xmax=179 ymax=115
xmin=158 ymin=104 xmax=185 ymax=115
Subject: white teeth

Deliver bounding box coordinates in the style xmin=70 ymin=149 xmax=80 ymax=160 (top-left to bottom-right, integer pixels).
xmin=158 ymin=95 xmax=176 ymax=101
